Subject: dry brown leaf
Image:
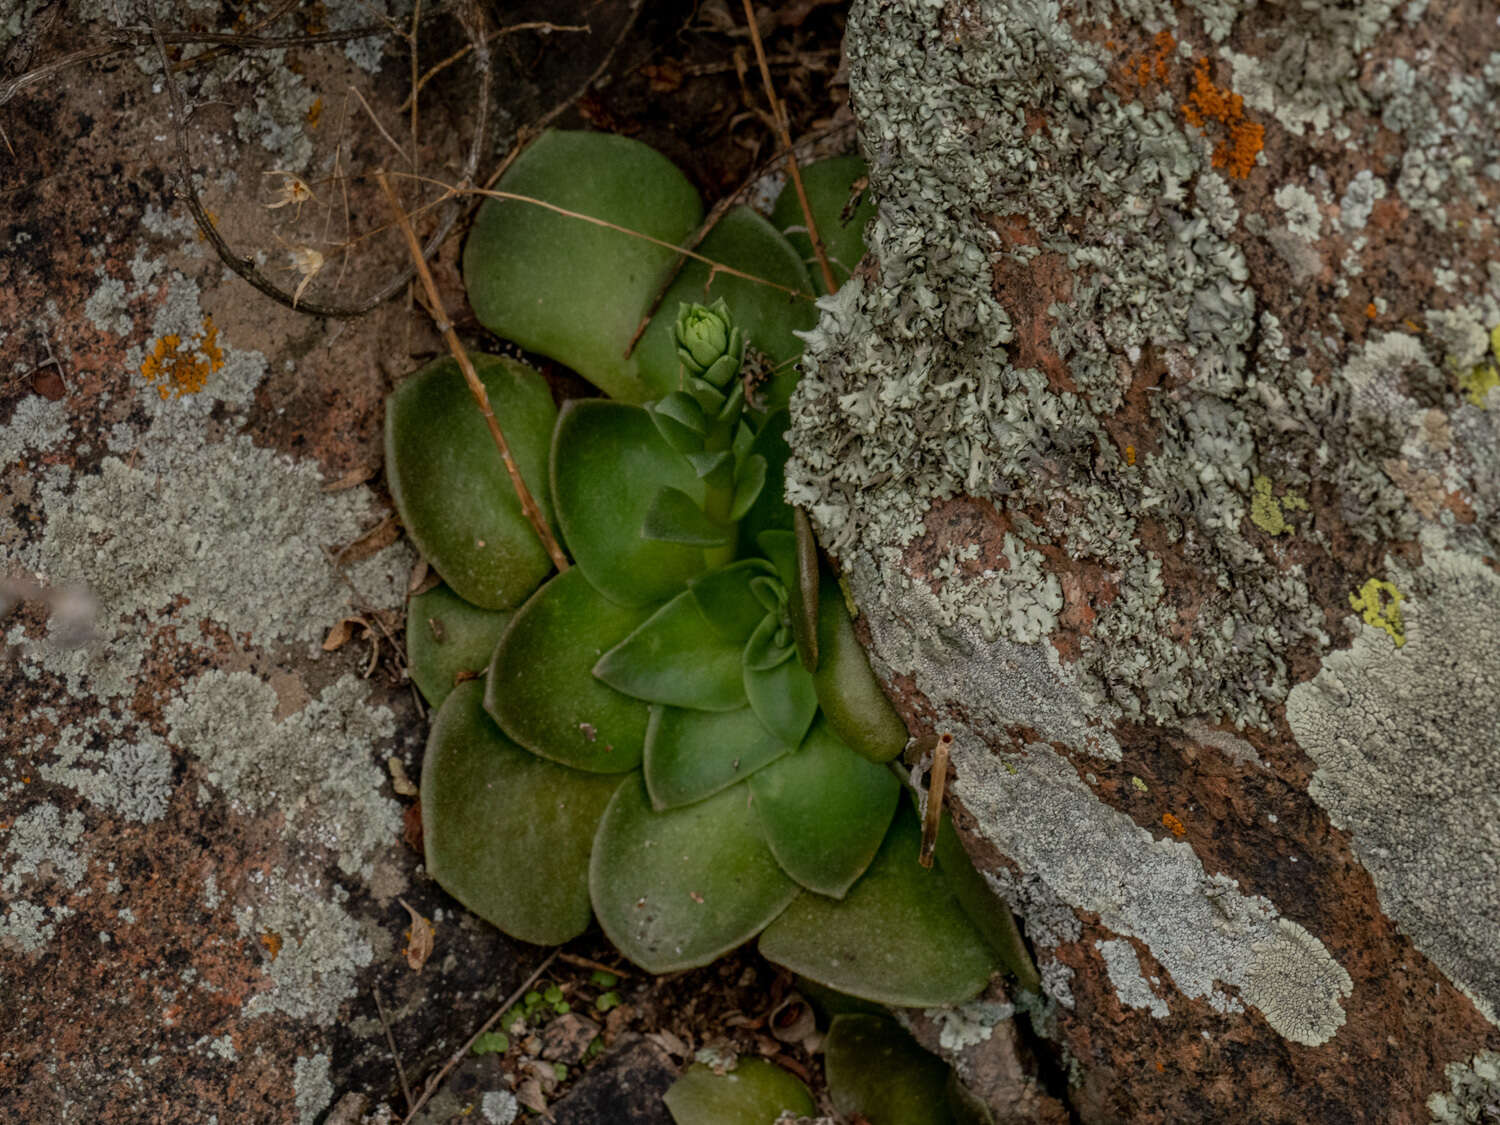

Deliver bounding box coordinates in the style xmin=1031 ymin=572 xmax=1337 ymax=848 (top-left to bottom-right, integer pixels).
xmin=399 ymin=898 xmax=435 ymax=971
xmin=335 ymin=513 xmax=400 ymax=565
xmin=406 ymin=556 xmax=430 ymax=594
xmin=322 ymin=617 xmax=367 ymax=652
xmin=648 ymin=1029 xmax=690 ymax=1058
xmin=402 ymin=801 xmax=423 ymax=851
xmin=516 ymin=1078 xmax=550 ymax=1115
xmin=387 ymin=756 xmax=418 ymax=797
xmin=321 ymin=464 xmax=377 ymax=493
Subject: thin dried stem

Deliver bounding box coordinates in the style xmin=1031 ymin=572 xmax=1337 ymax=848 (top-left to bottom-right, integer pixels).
xmin=919 ymin=732 xmax=952 ymax=868
xmin=401 ymin=950 xmax=559 ymax=1124
xmin=624 ymin=118 xmax=853 ymax=357
xmin=143 ymin=3 xmax=492 ymax=320
xmin=480 ymin=0 xmax=644 ymax=191
xmin=0 ymin=24 xmax=391 ymax=108
xmin=399 ymin=20 xmax=588 ymax=113
xmin=739 ymin=0 xmax=837 ymax=294
xmin=391 ymin=172 xmax=815 ymax=301
xmin=350 ymin=83 xmax=411 ymax=167
xmin=372 ymin=986 xmax=414 ymax=1114
xmin=376 ymin=171 xmax=569 ymax=573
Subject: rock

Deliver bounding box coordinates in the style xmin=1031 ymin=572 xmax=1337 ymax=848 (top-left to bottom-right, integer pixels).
xmin=788 ymin=0 xmax=1500 ymax=1119
xmin=548 ymin=1037 xmax=677 ymax=1125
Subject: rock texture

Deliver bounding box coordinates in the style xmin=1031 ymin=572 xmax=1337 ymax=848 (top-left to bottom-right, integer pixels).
xmin=0 ymin=4 xmax=626 ymax=1122
xmin=788 ymin=0 xmax=1500 ymax=1119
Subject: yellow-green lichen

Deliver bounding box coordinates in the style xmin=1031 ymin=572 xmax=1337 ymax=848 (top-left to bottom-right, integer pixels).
xmin=1349 ymin=578 xmax=1406 ymax=647
xmin=1250 ymin=475 xmax=1290 ymax=535
xmin=1460 ymin=359 xmax=1499 ymax=408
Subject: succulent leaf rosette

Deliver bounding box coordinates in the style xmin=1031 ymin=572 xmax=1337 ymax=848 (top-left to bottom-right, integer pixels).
xmin=390 ymin=130 xmax=1029 ymax=1009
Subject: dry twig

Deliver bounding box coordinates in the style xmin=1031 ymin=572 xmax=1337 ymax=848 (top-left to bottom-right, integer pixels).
xmin=919 ymin=732 xmax=953 ymax=868
xmin=401 ymin=950 xmax=560 ymax=1124
xmin=145 ymin=3 xmax=493 ymax=319
xmin=372 ymin=986 xmax=415 ymax=1114
xmin=739 ymin=0 xmax=837 ymax=294
xmin=393 ymin=172 xmax=817 ymax=302
xmin=624 ymin=117 xmax=854 ymax=357
xmin=376 ymin=171 xmax=570 ymax=573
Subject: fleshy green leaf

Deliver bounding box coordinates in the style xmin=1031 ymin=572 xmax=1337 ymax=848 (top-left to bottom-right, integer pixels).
xmin=758 ymin=530 xmax=796 ymax=590
xmin=655 ymin=390 xmax=708 ymax=434
xmin=406 ymin=583 xmax=513 ymax=708
xmin=688 ymin=560 xmax=778 ymax=644
xmin=644 ymin=704 xmax=791 ymax=810
xmin=684 ymin=449 xmax=735 ymax=490
xmin=729 ymin=454 xmax=767 ymax=521
xmin=770 ymin=155 xmax=875 ymax=298
xmin=743 ymin=611 xmax=794 ymax=672
xmin=664 ymin=1059 xmax=815 ymax=1125
xmin=590 ymin=777 xmax=799 ymax=971
xmin=385 ymin=354 xmax=557 ymax=610
xmin=758 ymin=801 xmax=998 ymax=1006
xmin=421 ymin=681 xmax=624 ymax=945
xmin=641 ymin=487 xmax=733 ymax=548
xmin=552 ymin=400 xmax=709 ymax=605
xmin=749 ymin=719 xmax=898 ymax=896
xmin=735 ymin=414 xmax=792 ymax=560
xmin=647 ymin=399 xmax=706 ymax=454
xmin=463 ymin=130 xmax=703 ymax=403
xmin=594 ymin=588 xmax=748 ymax=711
xmin=934 ymin=813 xmax=1042 ymax=994
xmin=743 ymin=646 xmax=817 ymax=750
xmin=823 ymin=1014 xmax=958 ymax=1125
xmin=485 ymin=568 xmax=653 ymax=773
xmin=636 ymin=207 xmax=817 ymax=405
xmin=813 ymin=571 xmax=907 ymax=762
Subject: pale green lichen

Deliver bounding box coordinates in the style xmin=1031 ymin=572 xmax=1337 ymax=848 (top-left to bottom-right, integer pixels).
xmin=1428 ymin=1050 xmax=1500 ymax=1124
xmin=1287 ymin=540 xmax=1500 ymax=1026
xmin=0 ymin=805 xmax=89 ymax=955
xmin=787 ymin=0 xmax=1338 ymax=730
xmin=235 ymin=868 xmax=374 ymax=1026
xmin=293 ymin=1052 xmax=334 ymax=1125
xmin=37 ymin=728 xmax=174 ymax=824
xmin=1272 ymin=183 xmax=1323 ymax=240
xmin=921 ymin=999 xmax=1016 ymax=1051
xmin=164 ymin=670 xmax=400 ymax=880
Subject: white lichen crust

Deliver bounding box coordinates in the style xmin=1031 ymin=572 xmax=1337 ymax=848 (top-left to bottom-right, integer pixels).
xmin=1287 ymin=543 xmax=1500 ymax=1027
xmin=1097 ymin=939 xmax=1170 ymax=1020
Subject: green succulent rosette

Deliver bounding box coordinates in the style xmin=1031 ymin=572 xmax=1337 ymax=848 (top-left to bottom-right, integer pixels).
xmin=394 ymin=131 xmax=1031 ymax=1007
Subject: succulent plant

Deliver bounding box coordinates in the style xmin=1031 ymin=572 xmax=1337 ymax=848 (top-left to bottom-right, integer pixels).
xmin=392 ymin=130 xmax=1032 ymax=1010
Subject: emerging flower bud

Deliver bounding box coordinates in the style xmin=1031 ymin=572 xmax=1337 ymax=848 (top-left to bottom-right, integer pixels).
xmin=674 ymin=298 xmax=746 ymax=389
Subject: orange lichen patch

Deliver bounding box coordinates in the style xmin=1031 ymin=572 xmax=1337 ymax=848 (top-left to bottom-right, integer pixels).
xmin=1181 ymin=58 xmax=1264 ymax=179
xmin=305 ymin=96 xmax=323 ymax=128
xmin=141 ymin=316 xmax=224 ymax=399
xmin=259 ymin=931 xmax=282 ymax=960
xmin=1125 ymin=444 xmax=1137 ymax=466
xmin=1162 ymin=812 xmax=1187 ymax=837
xmin=1366 ymin=302 xmax=1378 ymax=319
xmin=1125 ymin=30 xmax=1175 ymax=87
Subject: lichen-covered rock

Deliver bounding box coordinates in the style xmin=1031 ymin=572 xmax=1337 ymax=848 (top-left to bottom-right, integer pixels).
xmin=788 ymin=0 xmax=1500 ymax=1118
